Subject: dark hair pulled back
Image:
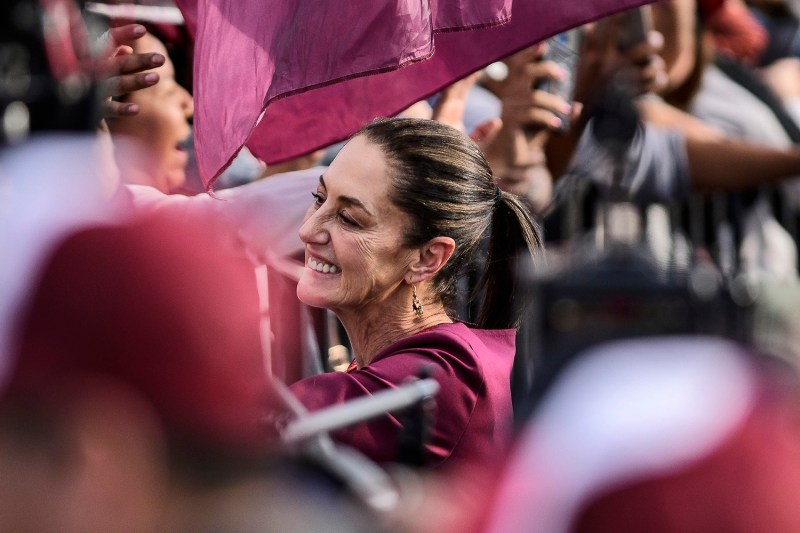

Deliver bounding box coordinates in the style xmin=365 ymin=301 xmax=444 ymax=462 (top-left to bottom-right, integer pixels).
xmin=359 ymin=117 xmax=542 ymax=329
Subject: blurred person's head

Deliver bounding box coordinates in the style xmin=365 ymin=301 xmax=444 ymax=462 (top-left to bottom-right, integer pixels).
xmin=482 ymin=336 xmax=800 ymax=533
xmin=107 ymin=31 xmax=193 ymax=193
xmin=0 ymin=210 xmax=285 ymax=531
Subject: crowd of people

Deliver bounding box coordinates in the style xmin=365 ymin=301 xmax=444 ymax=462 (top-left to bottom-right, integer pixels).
xmin=3 ymin=0 xmax=800 ymax=531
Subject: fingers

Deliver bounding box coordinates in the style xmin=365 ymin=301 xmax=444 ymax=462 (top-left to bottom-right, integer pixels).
xmin=98 ymin=52 xmax=164 ymax=103
xmin=99 ymin=56 xmax=161 ymax=119
xmin=578 ymin=20 xmax=669 ymax=101
xmin=102 ymin=99 xmax=141 ymax=118
xmin=470 ymin=117 xmax=502 ymax=150
xmin=101 ymin=71 xmax=160 ymax=99
xmin=622 ymin=30 xmax=663 ymax=67
xmin=519 ymin=103 xmax=570 ymax=131
xmin=91 ymin=24 xmax=169 ymax=120
xmin=101 ymin=51 xmax=165 ymax=78
xmin=432 ymin=71 xmax=483 ymax=130
xmin=442 ymin=71 xmax=481 ymax=99
xmin=504 ymin=42 xmax=547 ymax=71
xmin=106 ymin=24 xmax=147 ymax=49
xmin=617 ymin=31 xmax=667 ymax=95
xmin=113 ymin=45 xmax=134 ymax=57
xmin=500 ymin=80 xmax=574 ymax=133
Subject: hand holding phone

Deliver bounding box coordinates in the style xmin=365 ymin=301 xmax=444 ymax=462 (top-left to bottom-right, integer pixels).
xmin=536 ymin=28 xmax=583 ymax=134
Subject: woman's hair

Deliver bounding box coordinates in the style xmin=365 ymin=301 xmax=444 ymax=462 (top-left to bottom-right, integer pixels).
xmin=358 ymin=117 xmax=542 ymax=329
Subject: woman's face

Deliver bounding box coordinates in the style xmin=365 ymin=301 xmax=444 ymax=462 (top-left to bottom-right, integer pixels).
xmin=110 ymin=33 xmax=193 ymax=193
xmin=296 ymin=135 xmax=416 ymax=315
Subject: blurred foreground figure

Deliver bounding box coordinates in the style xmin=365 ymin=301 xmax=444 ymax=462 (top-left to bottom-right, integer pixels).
xmin=0 ymin=211 xmax=371 ymax=532
xmin=483 ymin=336 xmax=800 ymax=533
xmin=0 ymin=0 xmax=167 ymax=378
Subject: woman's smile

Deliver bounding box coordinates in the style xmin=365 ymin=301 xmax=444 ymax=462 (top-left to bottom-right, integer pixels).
xmin=296 ymin=135 xmax=415 ymax=314
xmin=307 ymin=256 xmax=340 ymax=274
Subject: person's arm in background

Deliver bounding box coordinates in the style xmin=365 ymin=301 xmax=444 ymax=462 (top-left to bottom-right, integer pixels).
xmin=652 ymin=0 xmax=700 ymax=96
xmin=640 ymin=0 xmax=800 ymax=193
xmin=686 ymin=137 xmax=800 ymax=192
xmin=546 ymin=13 xmax=668 ymax=181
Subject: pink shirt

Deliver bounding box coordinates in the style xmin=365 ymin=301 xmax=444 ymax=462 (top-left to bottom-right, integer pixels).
xmin=290 ymin=322 xmax=516 ymax=470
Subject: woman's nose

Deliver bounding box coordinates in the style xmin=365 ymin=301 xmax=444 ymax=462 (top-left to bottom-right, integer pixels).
xmin=180 ymin=86 xmax=194 ymax=118
xmin=298 ymin=208 xmax=329 ymax=244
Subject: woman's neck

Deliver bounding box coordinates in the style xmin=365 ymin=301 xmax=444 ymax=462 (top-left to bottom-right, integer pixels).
xmin=337 ymin=301 xmax=453 ymax=368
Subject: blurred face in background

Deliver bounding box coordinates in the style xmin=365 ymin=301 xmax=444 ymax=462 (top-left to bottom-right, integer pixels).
xmin=108 ymin=32 xmax=193 ymax=193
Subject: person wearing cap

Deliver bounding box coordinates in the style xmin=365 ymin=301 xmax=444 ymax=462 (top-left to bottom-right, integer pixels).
xmin=0 ymin=0 xmax=170 ymax=384
xmin=0 ymin=209 xmax=379 ymax=532
xmin=482 ymin=336 xmax=800 ymax=533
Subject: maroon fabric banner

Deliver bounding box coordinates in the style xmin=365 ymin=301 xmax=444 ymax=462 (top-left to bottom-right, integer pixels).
xmin=175 ymin=0 xmax=655 ymax=188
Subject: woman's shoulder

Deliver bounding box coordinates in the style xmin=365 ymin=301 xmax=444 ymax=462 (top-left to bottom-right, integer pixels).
xmin=373 ymin=321 xmax=516 ymax=368
xmin=420 ymin=321 xmax=515 ymax=347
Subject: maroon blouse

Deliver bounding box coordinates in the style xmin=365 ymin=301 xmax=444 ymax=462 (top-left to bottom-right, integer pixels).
xmin=289 ymin=322 xmax=516 ymax=469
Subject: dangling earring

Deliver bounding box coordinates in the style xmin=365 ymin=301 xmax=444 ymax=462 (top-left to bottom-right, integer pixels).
xmin=411 ymin=284 xmax=424 ymax=318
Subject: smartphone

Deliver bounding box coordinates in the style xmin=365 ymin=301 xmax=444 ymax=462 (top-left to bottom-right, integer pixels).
xmin=616 ymin=5 xmax=652 ymax=53
xmin=536 ymin=27 xmax=583 ymax=134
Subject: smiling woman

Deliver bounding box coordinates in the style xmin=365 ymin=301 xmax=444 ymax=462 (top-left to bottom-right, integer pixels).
xmin=106 ymin=31 xmax=193 ymax=193
xmin=290 ymin=117 xmax=543 ymax=470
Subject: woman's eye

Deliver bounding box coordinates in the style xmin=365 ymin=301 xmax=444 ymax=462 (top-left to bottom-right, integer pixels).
xmin=311 ymin=191 xmax=325 ymax=206
xmin=337 ymin=211 xmax=358 ymax=227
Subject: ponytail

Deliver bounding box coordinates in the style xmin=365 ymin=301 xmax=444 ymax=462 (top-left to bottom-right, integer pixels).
xmin=476 ymin=190 xmax=543 ymax=329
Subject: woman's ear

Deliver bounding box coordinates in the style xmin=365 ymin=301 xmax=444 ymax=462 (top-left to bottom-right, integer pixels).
xmin=406 ymin=236 xmax=456 ymax=284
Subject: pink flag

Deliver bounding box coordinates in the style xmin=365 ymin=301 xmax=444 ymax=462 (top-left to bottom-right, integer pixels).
xmin=176 ymin=0 xmax=655 ymax=188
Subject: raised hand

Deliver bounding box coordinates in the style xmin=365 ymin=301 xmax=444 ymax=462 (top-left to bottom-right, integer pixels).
xmin=481 ymin=43 xmax=585 ymax=212
xmin=94 ymin=24 xmax=166 ymax=118
xmin=431 ymin=71 xmax=503 ymax=151
xmin=576 ymin=10 xmax=668 ymax=105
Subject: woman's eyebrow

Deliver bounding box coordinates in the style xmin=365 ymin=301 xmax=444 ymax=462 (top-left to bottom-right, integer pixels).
xmin=319 ymin=175 xmax=374 ymax=217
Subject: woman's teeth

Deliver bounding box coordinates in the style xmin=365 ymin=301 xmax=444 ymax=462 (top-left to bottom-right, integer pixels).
xmin=308 ymin=258 xmax=338 ymax=273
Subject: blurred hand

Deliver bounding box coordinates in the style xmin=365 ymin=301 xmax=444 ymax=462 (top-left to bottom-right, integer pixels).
xmin=432 ymin=71 xmax=482 ymax=133
xmin=481 ymin=43 xmax=585 ymax=213
xmin=94 ymin=24 xmax=166 ymax=118
xmin=495 ymin=43 xmax=579 ymax=135
xmin=431 ymin=72 xmax=503 ymax=152
xmin=576 ymin=14 xmax=668 ymax=105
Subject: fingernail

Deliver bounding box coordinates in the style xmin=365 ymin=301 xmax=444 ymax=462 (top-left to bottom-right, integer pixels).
xmin=554 ymin=67 xmax=567 ymax=80
xmin=560 ymin=102 xmax=572 ymax=114
xmin=150 ymin=53 xmax=165 ymax=67
xmin=144 ymin=73 xmax=159 ymax=84
xmin=132 ymin=25 xmax=146 ymax=36
xmin=655 ymin=71 xmax=668 ymax=89
xmin=649 ymin=31 xmax=664 ymax=50
xmin=125 ymin=103 xmax=139 ymax=115
xmin=550 ymin=116 xmax=563 ymax=128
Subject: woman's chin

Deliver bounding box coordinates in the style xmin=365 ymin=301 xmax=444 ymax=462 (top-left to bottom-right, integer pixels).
xmin=296 ymin=276 xmax=331 ymax=309
xmin=164 ymin=169 xmax=187 ymax=193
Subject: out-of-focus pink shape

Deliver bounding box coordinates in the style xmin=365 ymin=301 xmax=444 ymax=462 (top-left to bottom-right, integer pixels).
xmin=175 ymin=0 xmax=655 ymax=188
